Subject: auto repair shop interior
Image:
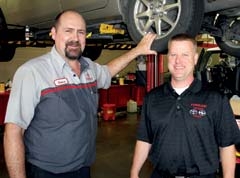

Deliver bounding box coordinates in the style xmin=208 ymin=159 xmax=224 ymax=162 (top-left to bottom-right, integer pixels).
xmin=0 ymin=1 xmax=240 ymax=178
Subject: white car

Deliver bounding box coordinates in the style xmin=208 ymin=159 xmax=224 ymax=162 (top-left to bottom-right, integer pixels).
xmin=0 ymin=0 xmax=240 ymax=61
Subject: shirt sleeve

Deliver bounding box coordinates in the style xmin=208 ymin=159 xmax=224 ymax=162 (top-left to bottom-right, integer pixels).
xmin=136 ymin=95 xmax=153 ymax=143
xmin=217 ymin=94 xmax=240 ymax=147
xmin=92 ymin=61 xmax=111 ymax=89
xmin=4 ymin=64 xmax=40 ymax=129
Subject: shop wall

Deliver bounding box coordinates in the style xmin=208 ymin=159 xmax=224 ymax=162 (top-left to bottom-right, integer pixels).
xmin=95 ymin=49 xmax=136 ymax=77
xmin=0 ymin=47 xmax=136 ymax=82
xmin=0 ymin=47 xmax=51 ymax=82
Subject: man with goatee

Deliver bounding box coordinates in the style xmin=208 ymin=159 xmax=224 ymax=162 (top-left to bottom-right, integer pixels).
xmin=4 ymin=10 xmax=157 ymax=178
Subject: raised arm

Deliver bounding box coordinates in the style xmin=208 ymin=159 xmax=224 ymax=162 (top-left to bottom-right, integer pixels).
xmin=107 ymin=33 xmax=157 ymax=77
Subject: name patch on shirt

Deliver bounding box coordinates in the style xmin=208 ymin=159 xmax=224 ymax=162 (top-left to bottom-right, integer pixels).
xmin=54 ymin=78 xmax=69 ymax=86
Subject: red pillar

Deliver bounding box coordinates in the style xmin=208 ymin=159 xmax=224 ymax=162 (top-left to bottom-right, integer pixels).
xmin=146 ymin=54 xmax=165 ymax=92
xmin=158 ymin=54 xmax=164 ymax=86
xmin=146 ymin=54 xmax=155 ymax=92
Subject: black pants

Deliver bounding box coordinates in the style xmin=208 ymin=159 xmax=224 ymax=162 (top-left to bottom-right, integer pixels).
xmin=150 ymin=169 xmax=216 ymax=178
xmin=26 ymin=162 xmax=91 ymax=178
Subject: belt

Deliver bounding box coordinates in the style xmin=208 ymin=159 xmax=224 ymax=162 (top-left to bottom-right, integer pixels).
xmin=26 ymin=162 xmax=90 ymax=178
xmin=150 ymin=169 xmax=216 ymax=178
xmin=153 ymin=175 xmax=215 ymax=178
xmin=174 ymin=175 xmax=215 ymax=178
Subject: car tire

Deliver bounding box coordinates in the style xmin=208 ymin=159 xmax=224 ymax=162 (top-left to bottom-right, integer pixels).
xmin=83 ymin=45 xmax=102 ymax=61
xmin=125 ymin=0 xmax=204 ymax=53
xmin=0 ymin=44 xmax=16 ymax=62
xmin=214 ymin=16 xmax=240 ymax=58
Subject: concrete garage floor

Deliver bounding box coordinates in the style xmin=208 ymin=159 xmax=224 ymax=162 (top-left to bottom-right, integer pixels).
xmin=0 ymin=112 xmax=238 ymax=178
xmin=0 ymin=112 xmax=153 ymax=178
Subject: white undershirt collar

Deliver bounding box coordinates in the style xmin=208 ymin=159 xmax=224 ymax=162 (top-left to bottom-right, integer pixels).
xmin=173 ymin=86 xmax=189 ymax=95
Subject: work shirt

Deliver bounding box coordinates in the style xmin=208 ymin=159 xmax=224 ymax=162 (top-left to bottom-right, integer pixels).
xmin=137 ymin=79 xmax=240 ymax=175
xmin=4 ymin=46 xmax=111 ymax=173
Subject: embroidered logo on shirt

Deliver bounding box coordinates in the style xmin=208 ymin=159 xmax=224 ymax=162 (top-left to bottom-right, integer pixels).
xmin=85 ymin=72 xmax=93 ymax=81
xmin=189 ymin=103 xmax=207 ymax=119
xmin=54 ymin=78 xmax=69 ymax=86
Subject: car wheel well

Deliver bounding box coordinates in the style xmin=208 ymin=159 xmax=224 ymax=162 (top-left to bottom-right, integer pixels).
xmin=118 ymin=0 xmax=128 ymax=22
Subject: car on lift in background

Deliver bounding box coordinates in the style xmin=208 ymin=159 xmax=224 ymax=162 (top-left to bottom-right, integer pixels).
xmin=0 ymin=0 xmax=239 ymax=61
xmin=196 ymin=47 xmax=240 ymax=98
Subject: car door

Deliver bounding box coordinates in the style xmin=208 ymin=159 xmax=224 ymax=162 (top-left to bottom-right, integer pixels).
xmin=60 ymin=0 xmax=123 ymax=26
xmin=1 ymin=0 xmax=60 ymax=28
xmin=60 ymin=0 xmax=108 ymax=13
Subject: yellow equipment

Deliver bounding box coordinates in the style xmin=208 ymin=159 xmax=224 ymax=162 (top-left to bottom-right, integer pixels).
xmin=99 ymin=23 xmax=125 ymax=35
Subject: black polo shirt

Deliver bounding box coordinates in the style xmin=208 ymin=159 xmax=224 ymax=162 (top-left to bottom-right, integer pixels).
xmin=137 ymin=79 xmax=240 ymax=175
